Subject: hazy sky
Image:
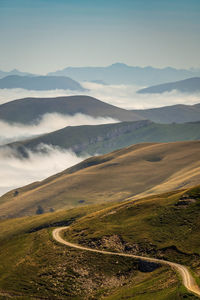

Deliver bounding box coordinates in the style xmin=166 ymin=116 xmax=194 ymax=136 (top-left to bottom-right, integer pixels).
xmin=0 ymin=0 xmax=200 ymax=73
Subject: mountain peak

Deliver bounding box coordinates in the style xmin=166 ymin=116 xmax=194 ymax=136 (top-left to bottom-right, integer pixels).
xmin=109 ymin=62 xmax=128 ymax=68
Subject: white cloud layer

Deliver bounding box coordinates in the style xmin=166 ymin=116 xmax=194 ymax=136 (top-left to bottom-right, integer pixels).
xmin=0 ymin=83 xmax=200 ymax=110
xmin=0 ymin=144 xmax=88 ymax=196
xmin=0 ymin=113 xmax=118 ymax=145
xmin=82 ymin=82 xmax=200 ymax=109
xmin=0 ymin=83 xmax=200 ymax=199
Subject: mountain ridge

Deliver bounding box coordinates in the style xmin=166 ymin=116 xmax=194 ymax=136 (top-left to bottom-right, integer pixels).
xmin=5 ymin=120 xmax=200 ymax=157
xmin=0 ymin=68 xmax=37 ymax=79
xmin=131 ymin=103 xmax=200 ymax=123
xmin=47 ymin=63 xmax=200 ymax=85
xmin=138 ymin=77 xmax=200 ymax=94
xmin=1 ymin=95 xmax=200 ymax=125
xmin=0 ymin=95 xmax=143 ymax=124
xmin=0 ymin=75 xmax=85 ymax=91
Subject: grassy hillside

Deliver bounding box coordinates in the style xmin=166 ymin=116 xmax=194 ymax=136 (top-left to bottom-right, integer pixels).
xmin=0 ymin=187 xmax=199 ymax=299
xmin=132 ymin=103 xmax=200 ymax=124
xmin=1 ymin=141 xmax=200 ymax=219
xmin=8 ymin=120 xmax=200 ymax=157
xmin=0 ymin=95 xmax=142 ymax=124
xmin=66 ymin=185 xmax=200 ymax=258
xmin=64 ymin=185 xmax=200 ymax=298
xmin=1 ymin=94 xmax=200 ymax=125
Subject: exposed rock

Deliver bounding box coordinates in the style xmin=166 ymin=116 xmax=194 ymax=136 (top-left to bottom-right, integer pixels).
xmin=138 ymin=260 xmax=160 ymax=272
xmin=175 ymin=195 xmax=196 ymax=207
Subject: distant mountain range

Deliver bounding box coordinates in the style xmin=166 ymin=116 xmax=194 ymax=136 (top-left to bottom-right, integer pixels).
xmin=0 ymin=75 xmax=85 ymax=91
xmin=1 ymin=64 xmax=200 ymax=86
xmin=1 ymin=95 xmax=200 ymax=125
xmin=48 ymin=63 xmax=200 ymax=85
xmin=138 ymin=77 xmax=200 ymax=94
xmin=0 ymin=96 xmax=143 ymax=124
xmin=7 ymin=120 xmax=200 ymax=157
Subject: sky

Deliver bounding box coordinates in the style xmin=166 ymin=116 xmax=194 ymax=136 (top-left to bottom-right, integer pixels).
xmin=0 ymin=0 xmax=200 ymax=73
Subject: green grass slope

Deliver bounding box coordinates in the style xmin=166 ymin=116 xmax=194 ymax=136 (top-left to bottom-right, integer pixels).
xmin=66 ymin=186 xmax=200 ymax=259
xmin=64 ymin=185 xmax=200 ymax=297
xmin=0 ymin=187 xmax=199 ymax=299
xmin=1 ymin=141 xmax=200 ymax=219
xmin=7 ymin=120 xmax=200 ymax=157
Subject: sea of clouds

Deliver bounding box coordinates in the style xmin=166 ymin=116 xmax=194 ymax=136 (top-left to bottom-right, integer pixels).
xmin=0 ymin=82 xmax=200 ymax=109
xmin=0 ymin=144 xmax=88 ymax=196
xmin=0 ymin=113 xmax=118 ymax=145
xmin=0 ymin=82 xmax=200 ymax=196
xmin=0 ymin=111 xmax=117 ymax=195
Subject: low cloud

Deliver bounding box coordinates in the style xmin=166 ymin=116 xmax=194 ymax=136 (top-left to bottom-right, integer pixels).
xmin=82 ymin=82 xmax=200 ymax=109
xmin=0 ymin=84 xmax=200 ymax=110
xmin=0 ymin=144 xmax=88 ymax=196
xmin=1 ymin=83 xmax=200 ymax=198
xmin=0 ymin=113 xmax=119 ymax=145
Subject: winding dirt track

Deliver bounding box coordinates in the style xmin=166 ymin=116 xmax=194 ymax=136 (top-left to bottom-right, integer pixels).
xmin=53 ymin=227 xmax=200 ymax=297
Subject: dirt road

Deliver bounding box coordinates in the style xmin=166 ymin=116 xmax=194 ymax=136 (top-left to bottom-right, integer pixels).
xmin=53 ymin=226 xmax=200 ymax=298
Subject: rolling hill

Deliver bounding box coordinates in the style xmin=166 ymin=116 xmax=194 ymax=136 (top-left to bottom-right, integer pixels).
xmin=132 ymin=103 xmax=200 ymax=124
xmin=137 ymin=77 xmax=200 ymax=94
xmin=0 ymin=95 xmax=143 ymax=124
xmin=0 ymin=75 xmax=85 ymax=91
xmin=1 ymin=95 xmax=200 ymax=125
xmin=1 ymin=141 xmax=200 ymax=219
xmin=7 ymin=120 xmax=200 ymax=157
xmin=0 ymin=185 xmax=199 ymax=299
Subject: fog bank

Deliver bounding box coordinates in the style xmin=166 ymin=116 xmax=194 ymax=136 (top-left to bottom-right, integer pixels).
xmin=0 ymin=144 xmax=88 ymax=196
xmin=0 ymin=83 xmax=200 ymax=110
xmin=0 ymin=113 xmax=119 ymax=145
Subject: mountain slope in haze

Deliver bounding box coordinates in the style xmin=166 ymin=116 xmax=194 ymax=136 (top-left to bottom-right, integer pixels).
xmin=48 ymin=63 xmax=200 ymax=85
xmin=0 ymin=75 xmax=85 ymax=91
xmin=8 ymin=120 xmax=200 ymax=157
xmin=0 ymin=95 xmax=143 ymax=124
xmin=0 ymin=68 xmax=36 ymax=79
xmin=132 ymin=103 xmax=200 ymax=123
xmin=0 ymin=193 xmax=192 ymax=299
xmin=138 ymin=77 xmax=200 ymax=94
xmin=1 ymin=141 xmax=200 ymax=219
xmin=1 ymin=95 xmax=200 ymax=125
